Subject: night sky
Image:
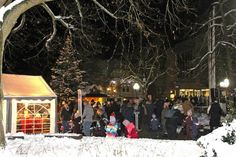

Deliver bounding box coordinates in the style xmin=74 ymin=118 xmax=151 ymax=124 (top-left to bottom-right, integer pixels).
xmin=2 ymin=0 xmax=215 ymax=83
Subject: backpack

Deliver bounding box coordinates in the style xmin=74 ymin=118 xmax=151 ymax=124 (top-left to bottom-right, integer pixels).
xmin=150 ymin=118 xmax=160 ymax=131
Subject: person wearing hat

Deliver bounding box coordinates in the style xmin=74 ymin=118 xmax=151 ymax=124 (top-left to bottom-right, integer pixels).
xmin=208 ymin=100 xmax=226 ymax=132
xmin=105 ymin=112 xmax=118 ymax=137
xmin=122 ymin=119 xmax=139 ymax=138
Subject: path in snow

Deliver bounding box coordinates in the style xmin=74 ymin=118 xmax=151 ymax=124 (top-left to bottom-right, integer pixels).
xmin=0 ymin=135 xmax=204 ymax=157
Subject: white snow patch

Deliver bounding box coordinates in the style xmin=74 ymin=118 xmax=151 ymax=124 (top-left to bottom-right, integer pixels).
xmin=0 ymin=0 xmax=25 ymax=22
xmin=198 ymin=119 xmax=236 ymax=157
xmin=196 ymin=113 xmax=209 ymax=126
xmin=0 ymin=135 xmax=204 ymax=157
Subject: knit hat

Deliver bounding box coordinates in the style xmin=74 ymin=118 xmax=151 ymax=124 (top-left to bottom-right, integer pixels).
xmin=151 ymin=114 xmax=156 ymax=118
xmin=110 ymin=112 xmax=116 ymax=124
xmin=122 ymin=119 xmax=130 ymax=126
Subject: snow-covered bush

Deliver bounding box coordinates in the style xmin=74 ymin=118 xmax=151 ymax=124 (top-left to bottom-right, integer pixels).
xmin=197 ymin=119 xmax=236 ymax=157
xmin=221 ymin=128 xmax=236 ymax=145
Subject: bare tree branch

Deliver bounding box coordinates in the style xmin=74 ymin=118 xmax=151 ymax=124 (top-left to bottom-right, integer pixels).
xmin=148 ymin=71 xmax=166 ymax=87
xmin=91 ymin=0 xmax=117 ymax=19
xmin=188 ymin=0 xmax=236 ymax=76
xmin=188 ymin=39 xmax=236 ymax=73
xmin=74 ymin=0 xmax=83 ymax=18
xmin=41 ymin=3 xmax=76 ymax=50
xmin=41 ymin=3 xmax=57 ymax=50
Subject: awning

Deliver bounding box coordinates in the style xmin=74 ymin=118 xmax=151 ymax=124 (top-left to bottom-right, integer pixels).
xmin=84 ymin=93 xmax=108 ymax=97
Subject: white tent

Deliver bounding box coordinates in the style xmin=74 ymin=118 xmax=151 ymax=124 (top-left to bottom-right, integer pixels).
xmin=1 ymin=73 xmax=57 ymax=134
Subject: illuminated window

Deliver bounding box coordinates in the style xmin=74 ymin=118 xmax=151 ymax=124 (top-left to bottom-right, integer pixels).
xmin=16 ymin=103 xmax=50 ymax=134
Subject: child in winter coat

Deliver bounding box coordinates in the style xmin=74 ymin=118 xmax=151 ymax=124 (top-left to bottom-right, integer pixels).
xmin=150 ymin=114 xmax=161 ymax=131
xmin=72 ymin=110 xmax=82 ymax=134
xmin=105 ymin=112 xmax=118 ymax=137
xmin=91 ymin=109 xmax=108 ymax=137
xmin=122 ymin=119 xmax=139 ymax=138
xmin=183 ymin=109 xmax=199 ymax=140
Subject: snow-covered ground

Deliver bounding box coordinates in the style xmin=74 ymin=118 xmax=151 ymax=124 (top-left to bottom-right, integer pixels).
xmin=197 ymin=119 xmax=236 ymax=157
xmin=0 ymin=134 xmax=203 ymax=157
xmin=0 ymin=119 xmax=235 ymax=157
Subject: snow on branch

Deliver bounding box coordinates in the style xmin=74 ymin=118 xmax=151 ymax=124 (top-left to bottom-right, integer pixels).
xmin=147 ymin=71 xmax=166 ymax=87
xmin=41 ymin=3 xmax=56 ymax=49
xmin=224 ymin=9 xmax=236 ymax=17
xmin=12 ymin=13 xmax=25 ymax=33
xmin=120 ymin=75 xmax=142 ymax=85
xmin=0 ymin=0 xmax=24 ymax=22
xmin=194 ymin=6 xmax=236 ymax=34
xmin=220 ymin=41 xmax=236 ymax=49
xmin=188 ymin=40 xmax=236 ymax=72
xmin=42 ymin=3 xmax=75 ymax=50
xmin=227 ymin=22 xmax=236 ymax=31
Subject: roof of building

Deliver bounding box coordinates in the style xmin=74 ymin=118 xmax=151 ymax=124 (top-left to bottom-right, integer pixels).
xmin=2 ymin=73 xmax=57 ymax=98
xmin=84 ymin=93 xmax=108 ymax=97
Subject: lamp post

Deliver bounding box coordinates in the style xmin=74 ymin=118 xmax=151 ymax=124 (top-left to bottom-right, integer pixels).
xmin=219 ymin=78 xmax=229 ymax=113
xmin=133 ymin=83 xmax=140 ymax=97
xmin=133 ymin=83 xmax=140 ymax=131
xmin=220 ymin=78 xmax=229 ymax=88
xmin=219 ymin=78 xmax=229 ymax=99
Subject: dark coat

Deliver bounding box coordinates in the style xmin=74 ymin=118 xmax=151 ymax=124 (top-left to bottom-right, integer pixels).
xmin=183 ymin=116 xmax=198 ymax=140
xmin=145 ymin=102 xmax=156 ymax=123
xmin=91 ymin=115 xmax=108 ymax=137
xmin=209 ymin=102 xmax=225 ymax=127
xmin=72 ymin=117 xmax=82 ymax=134
xmin=155 ymin=100 xmax=164 ymax=122
xmin=61 ymin=107 xmax=71 ymax=121
xmin=121 ymin=104 xmax=134 ymax=123
xmin=165 ymin=109 xmax=178 ymax=140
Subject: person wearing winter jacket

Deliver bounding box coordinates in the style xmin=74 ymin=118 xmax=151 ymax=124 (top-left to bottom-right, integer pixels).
xmin=122 ymin=119 xmax=139 ymax=138
xmin=182 ymin=98 xmax=194 ymax=116
xmin=60 ymin=101 xmax=72 ymax=133
xmin=150 ymin=114 xmax=161 ymax=131
xmin=105 ymin=112 xmax=119 ymax=137
xmin=208 ymin=100 xmax=226 ymax=132
xmin=182 ymin=109 xmax=199 ymax=140
xmin=72 ymin=109 xmax=82 ymax=134
xmin=82 ymin=100 xmax=94 ymax=136
xmin=91 ymin=109 xmax=108 ymax=137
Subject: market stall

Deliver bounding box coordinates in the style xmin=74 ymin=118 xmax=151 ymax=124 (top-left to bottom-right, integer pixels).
xmin=83 ymin=93 xmax=108 ymax=104
xmin=1 ymin=74 xmax=57 ymax=134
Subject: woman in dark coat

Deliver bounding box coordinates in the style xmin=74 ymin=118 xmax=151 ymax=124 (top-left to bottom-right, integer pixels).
xmin=165 ymin=108 xmax=178 ymax=140
xmin=209 ymin=100 xmax=225 ymax=132
xmin=72 ymin=109 xmax=82 ymax=134
xmin=183 ymin=109 xmax=199 ymax=140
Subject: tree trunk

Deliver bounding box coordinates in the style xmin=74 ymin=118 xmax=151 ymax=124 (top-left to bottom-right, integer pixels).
xmin=0 ymin=0 xmax=54 ymax=148
xmin=0 ymin=31 xmax=5 ymax=148
xmin=208 ymin=5 xmax=216 ymax=105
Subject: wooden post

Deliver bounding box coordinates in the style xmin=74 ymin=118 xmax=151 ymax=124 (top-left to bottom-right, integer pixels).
xmin=77 ymin=89 xmax=82 ymax=117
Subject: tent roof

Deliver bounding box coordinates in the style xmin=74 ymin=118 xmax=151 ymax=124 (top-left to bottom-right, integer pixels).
xmin=2 ymin=73 xmax=57 ymax=98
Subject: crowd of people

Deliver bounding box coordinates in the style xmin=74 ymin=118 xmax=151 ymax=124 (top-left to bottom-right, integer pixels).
xmin=57 ymin=94 xmax=226 ymax=140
